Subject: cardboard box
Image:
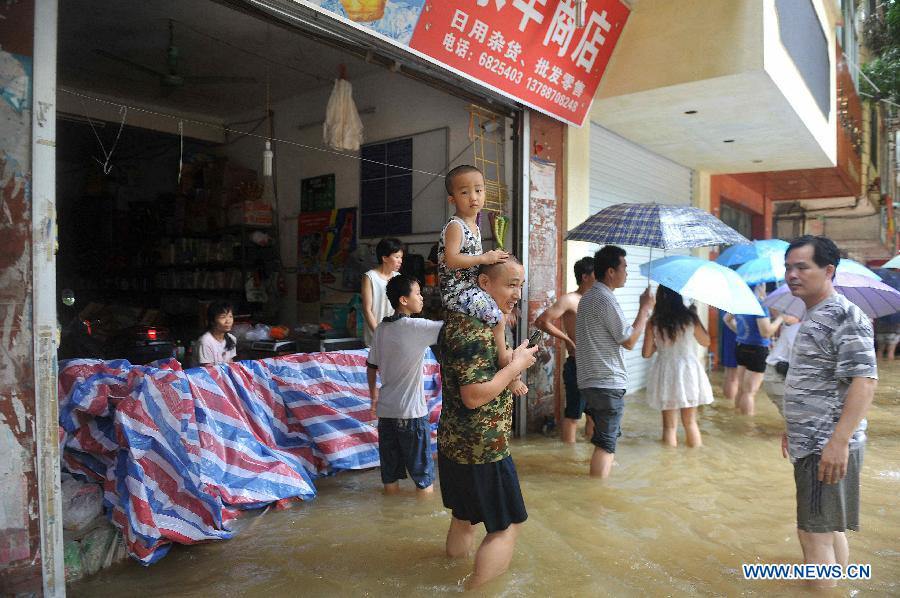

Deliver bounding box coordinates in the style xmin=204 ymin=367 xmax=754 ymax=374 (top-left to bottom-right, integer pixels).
xmin=228 ymin=201 xmax=273 ymax=227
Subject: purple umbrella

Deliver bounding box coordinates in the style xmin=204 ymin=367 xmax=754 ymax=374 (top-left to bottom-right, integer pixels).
xmin=764 ymin=272 xmax=900 ymax=319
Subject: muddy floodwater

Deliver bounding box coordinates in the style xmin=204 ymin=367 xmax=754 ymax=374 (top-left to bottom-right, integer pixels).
xmin=71 ymin=360 xmax=900 ymax=597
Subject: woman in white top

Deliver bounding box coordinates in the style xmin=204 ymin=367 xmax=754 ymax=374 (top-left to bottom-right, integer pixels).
xmin=642 ymin=285 xmax=714 ymax=448
xmin=197 ymin=301 xmax=237 ymax=365
xmin=763 ymin=310 xmax=801 ymax=416
xmin=361 ymin=238 xmax=403 ymax=346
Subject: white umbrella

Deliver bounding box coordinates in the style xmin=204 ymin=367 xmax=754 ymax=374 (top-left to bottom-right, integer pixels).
xmin=639 ymin=256 xmax=764 ymax=315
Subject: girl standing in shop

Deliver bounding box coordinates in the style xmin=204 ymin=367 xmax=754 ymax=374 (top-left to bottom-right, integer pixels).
xmin=197 ymin=301 xmax=237 ymax=365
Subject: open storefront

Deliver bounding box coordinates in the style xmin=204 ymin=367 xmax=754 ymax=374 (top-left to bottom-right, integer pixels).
xmin=56 ymin=0 xmax=526 ymax=365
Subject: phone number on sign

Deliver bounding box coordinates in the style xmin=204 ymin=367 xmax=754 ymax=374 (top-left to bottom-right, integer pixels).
xmin=478 ymin=53 xmax=524 ymax=84
xmin=525 ymin=77 xmax=580 ymax=113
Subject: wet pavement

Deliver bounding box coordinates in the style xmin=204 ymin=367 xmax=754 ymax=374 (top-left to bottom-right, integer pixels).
xmin=70 ymin=359 xmax=900 ymax=596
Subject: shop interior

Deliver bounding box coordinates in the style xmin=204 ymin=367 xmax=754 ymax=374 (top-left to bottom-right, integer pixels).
xmin=56 ymin=0 xmax=519 ymax=364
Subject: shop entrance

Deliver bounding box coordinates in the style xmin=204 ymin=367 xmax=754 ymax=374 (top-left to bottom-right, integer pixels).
xmin=56 ymin=0 xmax=524 ymax=365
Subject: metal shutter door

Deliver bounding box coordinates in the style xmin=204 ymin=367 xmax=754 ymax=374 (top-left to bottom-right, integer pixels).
xmin=587 ymin=124 xmax=693 ymax=393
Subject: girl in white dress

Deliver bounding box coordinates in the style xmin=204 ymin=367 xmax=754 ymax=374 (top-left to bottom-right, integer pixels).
xmin=642 ymin=285 xmax=714 ymax=447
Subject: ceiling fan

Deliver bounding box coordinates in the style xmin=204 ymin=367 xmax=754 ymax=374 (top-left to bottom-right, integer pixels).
xmin=95 ymin=20 xmax=258 ymax=94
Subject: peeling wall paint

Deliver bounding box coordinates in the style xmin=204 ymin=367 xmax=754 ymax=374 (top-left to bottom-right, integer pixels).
xmin=0 ymin=1 xmax=42 ymax=590
xmin=525 ymin=113 xmax=565 ymax=431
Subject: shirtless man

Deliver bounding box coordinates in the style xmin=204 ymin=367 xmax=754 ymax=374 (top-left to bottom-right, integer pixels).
xmin=534 ymin=256 xmax=595 ymax=443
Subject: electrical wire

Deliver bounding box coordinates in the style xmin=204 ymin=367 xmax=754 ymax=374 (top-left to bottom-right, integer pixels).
xmin=61 ymin=87 xmax=448 ymax=177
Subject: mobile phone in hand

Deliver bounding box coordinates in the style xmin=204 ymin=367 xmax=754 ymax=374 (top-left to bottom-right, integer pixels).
xmin=527 ymin=329 xmax=543 ymax=348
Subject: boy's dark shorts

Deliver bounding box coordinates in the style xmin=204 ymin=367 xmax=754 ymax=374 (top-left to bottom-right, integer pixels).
xmin=378 ymin=416 xmax=434 ymax=489
xmin=562 ymin=357 xmax=584 ymax=420
xmin=735 ymin=343 xmax=769 ymax=373
xmin=582 ymin=387 xmax=626 ymax=453
xmin=794 ymin=446 xmax=863 ymax=533
xmin=438 ymin=452 xmax=527 ymax=533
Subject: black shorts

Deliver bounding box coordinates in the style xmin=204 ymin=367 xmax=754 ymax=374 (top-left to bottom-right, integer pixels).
xmin=735 ymin=343 xmax=769 ymax=373
xmin=437 ymin=452 xmax=527 ymax=533
xmin=562 ymin=357 xmax=584 ymax=419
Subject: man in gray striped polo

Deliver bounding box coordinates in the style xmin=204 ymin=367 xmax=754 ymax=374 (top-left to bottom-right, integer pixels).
xmin=575 ymin=245 xmax=655 ymax=478
xmin=782 ymin=236 xmax=877 ymax=587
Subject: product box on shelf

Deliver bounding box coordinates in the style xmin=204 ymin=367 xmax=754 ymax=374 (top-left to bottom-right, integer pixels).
xmin=227 ymin=201 xmax=273 ymax=227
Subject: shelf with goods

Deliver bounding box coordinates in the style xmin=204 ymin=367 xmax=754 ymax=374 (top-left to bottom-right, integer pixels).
xmin=88 ymin=159 xmax=279 ymax=342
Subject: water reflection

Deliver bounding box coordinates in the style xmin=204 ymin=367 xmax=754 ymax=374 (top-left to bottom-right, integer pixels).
xmin=70 ymin=361 xmax=900 ymax=596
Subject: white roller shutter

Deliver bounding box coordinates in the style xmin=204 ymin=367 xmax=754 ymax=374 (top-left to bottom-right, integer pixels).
xmin=587 ymin=124 xmax=693 ymax=393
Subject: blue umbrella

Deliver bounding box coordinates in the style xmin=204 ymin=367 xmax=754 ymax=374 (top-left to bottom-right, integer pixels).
xmin=736 ymin=255 xmax=881 ymax=285
xmin=736 ymin=254 xmax=784 ymax=285
xmin=716 ymin=239 xmax=789 ymax=267
xmin=883 ymin=254 xmax=900 ymax=269
xmin=566 ymin=203 xmax=750 ymax=249
xmin=639 ymin=256 xmax=764 ymax=315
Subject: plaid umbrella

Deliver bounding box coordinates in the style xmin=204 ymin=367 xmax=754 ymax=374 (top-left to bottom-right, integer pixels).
xmin=565 ymin=203 xmax=750 ymax=249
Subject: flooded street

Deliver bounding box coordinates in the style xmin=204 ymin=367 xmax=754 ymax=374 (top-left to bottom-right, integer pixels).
xmin=71 ymin=360 xmax=900 ymax=597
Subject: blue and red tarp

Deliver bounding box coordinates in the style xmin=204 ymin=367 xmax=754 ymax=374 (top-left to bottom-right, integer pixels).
xmin=58 ymin=349 xmax=442 ymax=564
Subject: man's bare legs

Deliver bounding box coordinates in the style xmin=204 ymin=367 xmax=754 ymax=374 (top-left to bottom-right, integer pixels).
xmin=446 ymin=516 xmax=520 ymax=590
xmin=386 ymin=482 xmax=433 ymax=495
xmin=736 ymin=369 xmax=765 ymax=416
xmin=723 ymin=366 xmax=739 ymax=404
xmin=467 ymin=524 xmax=520 ymax=589
xmin=589 ymin=446 xmax=615 ymax=478
xmin=832 ymin=531 xmax=849 ymax=569
xmin=681 ymin=407 xmax=702 ymax=447
xmin=561 ymin=418 xmax=578 ymax=443
xmin=798 ymin=529 xmax=847 ymax=588
xmin=661 ymin=410 xmax=678 ymax=447
xmin=446 ymin=516 xmax=475 ymax=558
xmin=561 ymin=416 xmax=594 ymax=444
xmin=886 ymin=340 xmax=898 ymax=360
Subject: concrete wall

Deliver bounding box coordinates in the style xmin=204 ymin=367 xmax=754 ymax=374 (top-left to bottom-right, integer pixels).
xmin=0 ymin=1 xmax=41 ymax=593
xmin=595 ymin=0 xmax=764 ymax=100
xmin=824 ymin=213 xmax=881 ymax=240
xmin=526 ymin=113 xmax=565 ymax=430
xmin=763 ymin=0 xmax=838 ymax=167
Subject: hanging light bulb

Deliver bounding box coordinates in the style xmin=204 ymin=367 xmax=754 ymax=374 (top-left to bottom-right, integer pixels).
xmin=261 ymin=139 xmax=276 ymax=207
xmin=263 ymin=140 xmax=274 ymax=178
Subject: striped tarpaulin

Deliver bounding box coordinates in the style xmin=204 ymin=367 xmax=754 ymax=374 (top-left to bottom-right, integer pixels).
xmin=58 ymin=349 xmax=442 ymax=564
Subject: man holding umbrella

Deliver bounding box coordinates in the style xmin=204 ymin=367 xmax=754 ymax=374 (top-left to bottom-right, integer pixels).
xmin=576 ymin=245 xmax=655 ymax=478
xmin=782 ymin=236 xmax=877 ymax=587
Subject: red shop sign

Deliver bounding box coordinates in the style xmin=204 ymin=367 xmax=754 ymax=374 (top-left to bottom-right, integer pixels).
xmin=294 ymin=0 xmax=630 ymax=126
xmin=409 ymin=1 xmax=629 ymax=126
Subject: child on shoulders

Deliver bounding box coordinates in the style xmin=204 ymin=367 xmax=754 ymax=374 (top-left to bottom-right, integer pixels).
xmin=438 ymin=164 xmax=510 ymax=365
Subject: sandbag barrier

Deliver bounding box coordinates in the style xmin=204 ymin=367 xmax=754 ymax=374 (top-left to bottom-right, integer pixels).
xmin=58 ymin=350 xmax=442 ymax=565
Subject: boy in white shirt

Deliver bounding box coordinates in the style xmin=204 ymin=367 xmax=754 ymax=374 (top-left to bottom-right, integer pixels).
xmin=367 ymin=275 xmax=444 ymax=494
